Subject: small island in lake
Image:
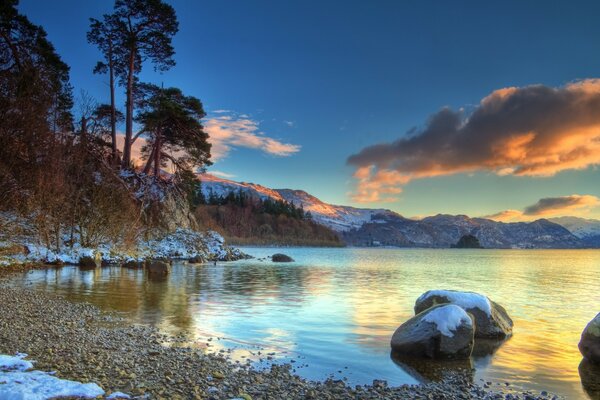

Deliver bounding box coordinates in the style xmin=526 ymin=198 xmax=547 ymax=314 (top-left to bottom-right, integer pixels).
xmin=452 ymin=234 xmax=484 ymax=249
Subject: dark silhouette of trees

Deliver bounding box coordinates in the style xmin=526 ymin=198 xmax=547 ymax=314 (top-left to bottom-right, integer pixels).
xmin=136 ymin=83 xmax=211 ymax=176
xmin=87 ymin=13 xmax=124 ymax=162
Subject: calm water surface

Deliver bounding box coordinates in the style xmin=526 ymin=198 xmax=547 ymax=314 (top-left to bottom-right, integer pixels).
xmin=6 ymin=248 xmax=600 ymax=399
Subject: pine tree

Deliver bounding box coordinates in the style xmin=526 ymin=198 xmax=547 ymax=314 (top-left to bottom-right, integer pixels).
xmin=110 ymin=0 xmax=179 ymax=169
xmin=87 ymin=13 xmax=124 ymax=162
xmin=136 ymin=84 xmax=211 ymax=177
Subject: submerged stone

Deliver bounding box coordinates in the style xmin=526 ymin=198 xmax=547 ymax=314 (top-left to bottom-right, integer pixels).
xmin=146 ymin=260 xmax=170 ymax=276
xmin=272 ymin=253 xmax=294 ymax=262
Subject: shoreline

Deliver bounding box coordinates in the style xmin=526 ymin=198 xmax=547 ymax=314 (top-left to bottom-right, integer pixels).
xmin=0 ymin=267 xmax=560 ymax=400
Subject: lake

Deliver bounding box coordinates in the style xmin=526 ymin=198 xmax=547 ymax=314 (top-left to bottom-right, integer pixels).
xmin=5 ymin=248 xmax=600 ymax=399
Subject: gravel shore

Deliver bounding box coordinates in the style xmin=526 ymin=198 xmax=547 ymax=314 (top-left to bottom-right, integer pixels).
xmin=0 ymin=276 xmax=559 ymax=399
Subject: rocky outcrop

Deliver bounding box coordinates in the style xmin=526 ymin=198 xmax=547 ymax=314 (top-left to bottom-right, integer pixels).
xmin=391 ymin=304 xmax=474 ymax=359
xmin=415 ymin=290 xmax=513 ymax=338
xmin=272 ymin=253 xmax=294 ymax=262
xmin=579 ymin=313 xmax=600 ymax=364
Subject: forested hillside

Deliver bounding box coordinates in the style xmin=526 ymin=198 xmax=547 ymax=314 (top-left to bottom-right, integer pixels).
xmin=194 ymin=191 xmax=343 ymax=247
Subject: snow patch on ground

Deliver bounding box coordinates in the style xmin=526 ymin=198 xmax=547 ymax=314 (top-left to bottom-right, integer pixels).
xmin=0 ymin=353 xmax=104 ymax=399
xmin=418 ymin=290 xmax=492 ymax=315
xmin=107 ymin=391 xmax=131 ymax=399
xmin=422 ymin=305 xmax=472 ymax=337
xmin=0 ymin=211 xmax=245 ymax=266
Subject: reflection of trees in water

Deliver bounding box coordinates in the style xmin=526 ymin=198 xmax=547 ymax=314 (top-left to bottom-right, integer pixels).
xmin=579 ymin=359 xmax=600 ymax=400
xmin=390 ymin=338 xmax=506 ymax=384
xmin=218 ymin=264 xmax=313 ymax=301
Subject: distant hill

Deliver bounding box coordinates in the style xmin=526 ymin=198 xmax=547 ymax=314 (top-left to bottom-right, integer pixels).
xmin=548 ymin=216 xmax=600 ymax=246
xmin=199 ymin=173 xmax=595 ymax=249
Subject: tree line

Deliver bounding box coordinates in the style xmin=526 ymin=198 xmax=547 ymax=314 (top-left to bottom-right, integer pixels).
xmin=203 ymin=190 xmax=311 ymax=220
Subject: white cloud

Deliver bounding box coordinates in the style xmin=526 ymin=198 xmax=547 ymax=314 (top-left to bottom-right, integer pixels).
xmin=204 ymin=112 xmax=301 ymax=161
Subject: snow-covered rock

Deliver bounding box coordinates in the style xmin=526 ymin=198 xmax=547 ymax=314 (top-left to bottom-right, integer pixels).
xmin=0 ymin=353 xmax=104 ymax=399
xmin=579 ymin=312 xmax=600 ymax=364
xmin=391 ymin=304 xmax=474 ymax=359
xmin=415 ymin=290 xmax=513 ymax=338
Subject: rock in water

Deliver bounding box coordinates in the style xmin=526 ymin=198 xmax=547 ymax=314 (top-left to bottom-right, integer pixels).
xmin=579 ymin=313 xmax=600 ymax=364
xmin=78 ymin=256 xmax=97 ymax=269
xmin=146 ymin=260 xmax=170 ymax=276
xmin=122 ymin=260 xmax=144 ymax=269
xmin=415 ymin=290 xmax=513 ymax=338
xmin=272 ymin=253 xmax=294 ymax=262
xmin=391 ymin=304 xmax=474 ymax=359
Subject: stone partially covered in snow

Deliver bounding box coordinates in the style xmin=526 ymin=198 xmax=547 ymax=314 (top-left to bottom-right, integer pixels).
xmin=391 ymin=304 xmax=474 ymax=359
xmin=579 ymin=313 xmax=600 ymax=364
xmin=144 ymin=229 xmax=248 ymax=261
xmin=415 ymin=290 xmax=513 ymax=338
xmin=0 ymin=353 xmax=104 ymax=399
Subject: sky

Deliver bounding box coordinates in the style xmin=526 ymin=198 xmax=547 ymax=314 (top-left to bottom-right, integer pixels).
xmin=18 ymin=0 xmax=600 ymax=220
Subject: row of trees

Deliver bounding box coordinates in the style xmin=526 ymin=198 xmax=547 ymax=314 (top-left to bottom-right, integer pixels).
xmin=203 ymin=190 xmax=311 ymax=220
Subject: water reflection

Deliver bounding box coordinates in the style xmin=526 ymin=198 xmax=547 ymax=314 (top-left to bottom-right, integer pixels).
xmin=4 ymin=248 xmax=600 ymax=399
xmin=579 ymin=359 xmax=600 ymax=400
xmin=390 ymin=352 xmax=474 ymax=383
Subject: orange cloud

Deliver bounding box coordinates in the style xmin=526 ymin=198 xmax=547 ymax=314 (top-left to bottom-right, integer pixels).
xmin=484 ymin=195 xmax=600 ymax=222
xmin=350 ymin=166 xmax=409 ymax=203
xmin=204 ymin=113 xmax=300 ymax=160
xmin=348 ymin=79 xmax=600 ymax=202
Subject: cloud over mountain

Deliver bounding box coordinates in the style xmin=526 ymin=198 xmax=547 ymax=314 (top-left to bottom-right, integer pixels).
xmin=485 ymin=194 xmax=600 ymax=222
xmin=348 ymin=80 xmax=600 ymax=202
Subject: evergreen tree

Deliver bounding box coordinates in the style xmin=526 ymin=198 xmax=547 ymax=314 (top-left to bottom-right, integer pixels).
xmin=136 ymin=83 xmax=211 ymax=177
xmin=87 ymin=13 xmax=124 ymax=162
xmin=110 ymin=0 xmax=179 ymax=169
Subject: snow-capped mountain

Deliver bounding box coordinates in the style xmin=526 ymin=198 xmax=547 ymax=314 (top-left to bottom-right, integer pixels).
xmin=548 ymin=216 xmax=600 ymax=246
xmin=199 ymin=173 xmax=393 ymax=231
xmin=198 ymin=173 xmax=593 ymax=248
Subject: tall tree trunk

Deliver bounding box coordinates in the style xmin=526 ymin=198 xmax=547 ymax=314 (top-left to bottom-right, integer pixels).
xmin=122 ymin=46 xmax=135 ymax=168
xmin=153 ymin=129 xmax=161 ymax=177
xmin=108 ymin=41 xmax=117 ymax=163
xmin=143 ymin=144 xmax=155 ymax=175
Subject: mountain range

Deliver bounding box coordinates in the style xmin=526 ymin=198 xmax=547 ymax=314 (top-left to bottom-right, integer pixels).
xmin=199 ymin=173 xmax=600 ymax=249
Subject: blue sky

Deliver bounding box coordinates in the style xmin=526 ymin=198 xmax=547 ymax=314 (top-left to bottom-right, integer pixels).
xmin=18 ymin=0 xmax=600 ymax=219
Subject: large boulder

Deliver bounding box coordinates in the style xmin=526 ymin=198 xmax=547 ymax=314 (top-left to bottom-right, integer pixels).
xmin=579 ymin=313 xmax=600 ymax=364
xmin=415 ymin=290 xmax=513 ymax=338
xmin=391 ymin=304 xmax=474 ymax=360
xmin=146 ymin=260 xmax=170 ymax=276
xmin=272 ymin=253 xmax=294 ymax=262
